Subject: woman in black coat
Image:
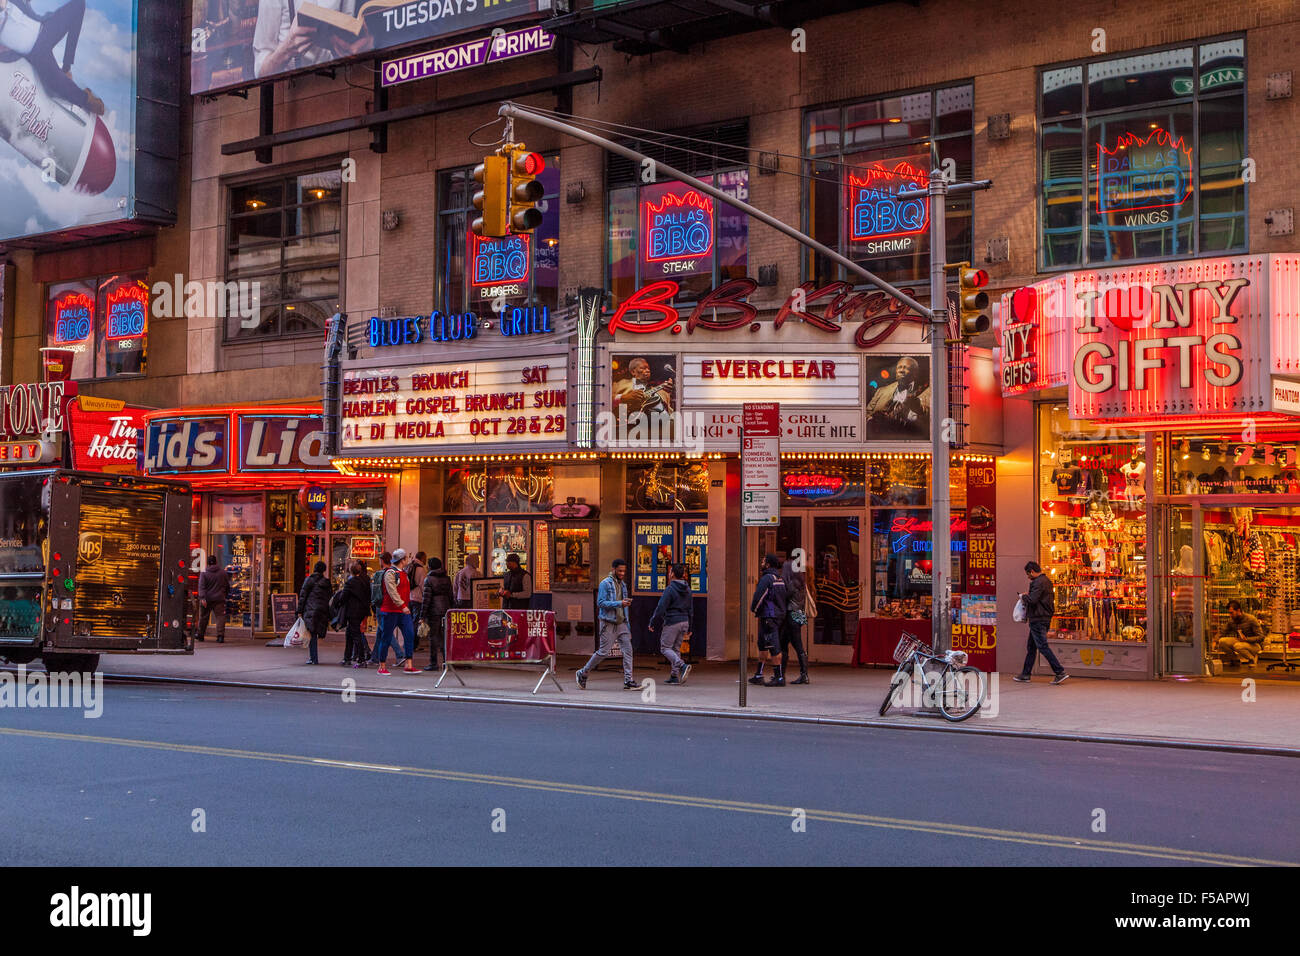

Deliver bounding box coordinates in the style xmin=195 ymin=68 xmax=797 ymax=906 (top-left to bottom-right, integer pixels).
xmin=298 ymin=561 xmax=333 ymax=665
xmin=420 ymin=557 xmax=455 ymax=671
xmin=342 ymin=561 xmax=372 ymax=667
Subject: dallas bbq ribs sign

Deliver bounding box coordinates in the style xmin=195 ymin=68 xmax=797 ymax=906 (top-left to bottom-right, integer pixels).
xmin=608 ymin=277 xmax=929 ymax=349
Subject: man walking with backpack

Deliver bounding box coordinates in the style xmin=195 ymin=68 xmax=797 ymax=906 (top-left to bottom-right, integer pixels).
xmin=378 ymin=549 xmax=418 ymax=674
xmin=648 ymin=562 xmax=692 ymax=685
xmin=196 ymin=555 xmax=230 ymax=643
xmin=1014 ymin=560 xmax=1069 ymax=684
xmin=749 ymin=553 xmax=789 ymax=686
xmin=408 ymin=551 xmax=428 ymax=649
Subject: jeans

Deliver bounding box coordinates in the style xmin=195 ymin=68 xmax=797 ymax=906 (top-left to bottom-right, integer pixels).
xmin=197 ymin=600 xmax=226 ymax=641
xmin=1021 ymin=620 xmax=1065 ymax=677
xmin=344 ymin=620 xmax=369 ymax=662
xmin=307 ymin=622 xmax=326 ymax=664
xmin=376 ymin=611 xmax=414 ymax=664
xmin=659 ymin=620 xmax=688 ymax=675
xmin=579 ymin=621 xmax=633 ymax=683
xmin=1217 ymin=635 xmax=1261 ymax=664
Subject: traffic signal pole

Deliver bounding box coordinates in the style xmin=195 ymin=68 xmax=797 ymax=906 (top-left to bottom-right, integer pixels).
xmin=927 ymin=173 xmax=952 ymax=655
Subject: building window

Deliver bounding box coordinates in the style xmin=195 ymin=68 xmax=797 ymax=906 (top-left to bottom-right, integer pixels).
xmin=803 ymin=85 xmax=974 ymax=286
xmin=1039 ymin=38 xmax=1246 ymax=269
xmin=606 ymin=121 xmax=750 ymax=306
xmin=436 ymin=155 xmax=560 ymax=315
xmin=45 ymin=274 xmax=149 ymax=380
xmin=225 ymin=169 xmax=342 ymax=340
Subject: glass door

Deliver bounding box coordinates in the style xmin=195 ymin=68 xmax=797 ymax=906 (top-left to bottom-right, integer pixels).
xmin=1156 ymin=503 xmax=1200 ymax=674
xmin=808 ymin=513 xmax=863 ymax=662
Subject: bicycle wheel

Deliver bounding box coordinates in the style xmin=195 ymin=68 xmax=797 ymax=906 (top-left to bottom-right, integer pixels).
xmin=939 ymin=665 xmax=986 ymax=722
xmin=879 ymin=663 xmax=911 ymax=716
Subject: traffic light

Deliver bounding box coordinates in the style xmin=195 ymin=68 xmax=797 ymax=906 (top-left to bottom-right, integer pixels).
xmin=472 ymin=154 xmax=508 ymax=238
xmin=954 ymin=262 xmax=991 ymax=340
xmin=506 ymin=146 xmax=545 ymax=233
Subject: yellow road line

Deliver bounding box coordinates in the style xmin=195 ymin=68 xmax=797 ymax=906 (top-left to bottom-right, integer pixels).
xmin=2 ymin=726 xmax=1292 ymax=866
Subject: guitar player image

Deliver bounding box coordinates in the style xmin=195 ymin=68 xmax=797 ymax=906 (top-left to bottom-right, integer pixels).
xmin=864 ymin=355 xmax=931 ymax=441
xmin=613 ymin=355 xmax=675 ymax=419
xmin=0 ymin=0 xmax=104 ymax=114
xmin=253 ymin=0 xmax=373 ymax=78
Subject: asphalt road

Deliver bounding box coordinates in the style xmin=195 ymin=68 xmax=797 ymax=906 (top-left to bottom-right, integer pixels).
xmin=1 ymin=681 xmax=1296 ymax=867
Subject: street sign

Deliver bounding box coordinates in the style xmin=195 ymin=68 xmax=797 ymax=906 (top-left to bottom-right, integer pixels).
xmin=741 ymin=402 xmax=780 ymax=526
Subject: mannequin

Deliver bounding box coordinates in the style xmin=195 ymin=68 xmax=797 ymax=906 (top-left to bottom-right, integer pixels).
xmin=1119 ymin=449 xmax=1145 ymax=495
xmin=1051 ymin=448 xmax=1084 ymax=496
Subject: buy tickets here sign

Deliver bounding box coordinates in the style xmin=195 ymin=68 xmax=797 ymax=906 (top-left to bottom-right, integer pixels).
xmin=341 ymin=359 xmax=568 ymax=450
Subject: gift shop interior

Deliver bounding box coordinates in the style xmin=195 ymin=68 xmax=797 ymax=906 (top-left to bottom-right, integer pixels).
xmin=1038 ymin=403 xmax=1300 ymax=679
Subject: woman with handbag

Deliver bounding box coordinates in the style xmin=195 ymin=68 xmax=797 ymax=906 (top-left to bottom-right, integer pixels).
xmin=297 ymin=561 xmax=333 ymax=666
xmin=781 ymin=555 xmax=813 ymax=685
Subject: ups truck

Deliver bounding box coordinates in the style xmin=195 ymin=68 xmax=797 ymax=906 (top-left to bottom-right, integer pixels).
xmin=0 ymin=470 xmax=193 ymax=673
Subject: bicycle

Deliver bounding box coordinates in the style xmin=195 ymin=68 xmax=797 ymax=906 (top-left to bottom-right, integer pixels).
xmin=878 ymin=631 xmax=986 ymax=722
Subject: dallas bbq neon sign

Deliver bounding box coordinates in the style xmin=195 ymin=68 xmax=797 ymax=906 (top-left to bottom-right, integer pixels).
xmin=52 ymin=292 xmax=93 ymax=345
xmin=469 ymin=232 xmax=530 ymax=287
xmin=1097 ymin=126 xmax=1193 ymax=215
xmin=607 ymin=278 xmax=927 ymax=349
xmin=105 ymin=282 xmax=149 ymax=340
xmin=642 ymin=187 xmax=714 ymax=263
xmin=846 ymin=159 xmax=929 ymax=244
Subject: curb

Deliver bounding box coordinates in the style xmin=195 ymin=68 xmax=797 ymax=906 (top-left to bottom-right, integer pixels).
xmin=100 ymin=671 xmax=1300 ymax=759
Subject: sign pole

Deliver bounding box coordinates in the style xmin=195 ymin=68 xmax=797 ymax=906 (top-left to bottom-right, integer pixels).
xmin=739 ymin=402 xmax=780 ymax=704
xmin=738 ymin=519 xmax=747 ymax=708
xmin=928 ymin=169 xmax=952 ymax=654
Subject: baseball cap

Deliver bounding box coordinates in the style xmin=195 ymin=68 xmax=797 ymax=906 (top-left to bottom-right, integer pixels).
xmin=392 ymin=548 xmax=408 ymax=562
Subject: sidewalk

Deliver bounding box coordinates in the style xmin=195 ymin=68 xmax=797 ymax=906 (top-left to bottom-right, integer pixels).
xmin=94 ymin=636 xmax=1300 ymax=753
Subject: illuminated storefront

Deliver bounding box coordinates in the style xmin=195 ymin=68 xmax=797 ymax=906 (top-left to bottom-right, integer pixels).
xmin=139 ymin=406 xmax=385 ymax=633
xmin=999 ymin=254 xmax=1300 ymax=679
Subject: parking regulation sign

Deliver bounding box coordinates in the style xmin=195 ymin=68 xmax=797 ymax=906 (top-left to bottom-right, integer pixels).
xmin=741 ymin=402 xmax=780 ymax=527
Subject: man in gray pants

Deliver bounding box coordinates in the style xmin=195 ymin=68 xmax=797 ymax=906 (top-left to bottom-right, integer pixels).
xmin=577 ymin=558 xmax=636 ymax=689
xmin=648 ymin=562 xmax=693 ymax=685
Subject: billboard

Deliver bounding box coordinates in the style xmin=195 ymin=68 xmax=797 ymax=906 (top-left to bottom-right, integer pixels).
xmin=190 ymin=0 xmax=541 ymax=96
xmin=0 ymin=0 xmax=179 ymax=243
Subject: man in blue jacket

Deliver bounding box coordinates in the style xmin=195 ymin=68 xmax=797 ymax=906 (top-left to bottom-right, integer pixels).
xmin=750 ymin=553 xmax=789 ymax=686
xmin=648 ymin=562 xmax=693 ymax=685
xmin=576 ymin=558 xmax=636 ymax=690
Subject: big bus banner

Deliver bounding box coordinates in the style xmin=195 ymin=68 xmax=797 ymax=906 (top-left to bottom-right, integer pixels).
xmin=438 ymin=609 xmax=562 ymax=695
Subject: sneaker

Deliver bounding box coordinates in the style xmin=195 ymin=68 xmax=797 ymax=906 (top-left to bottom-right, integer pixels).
xmin=1012 ymin=674 xmax=1031 ymax=682
xmin=576 ymin=671 xmax=587 ymax=690
xmin=403 ymin=662 xmax=420 ymax=673
xmin=764 ymin=676 xmax=785 ymax=687
xmin=665 ymin=675 xmax=681 ymax=685
xmin=377 ymin=664 xmax=391 ymax=675
xmin=623 ymin=681 xmax=639 ymax=690
xmin=678 ymin=663 xmax=692 ymax=685
xmin=747 ymin=675 xmax=765 ymax=685
xmin=1051 ymin=672 xmax=1070 ymax=685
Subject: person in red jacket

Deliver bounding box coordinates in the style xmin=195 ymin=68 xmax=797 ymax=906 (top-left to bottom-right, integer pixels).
xmin=377 ymin=548 xmax=418 ymax=674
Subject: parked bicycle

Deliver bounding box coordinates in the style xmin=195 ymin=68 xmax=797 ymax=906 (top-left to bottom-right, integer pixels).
xmin=878 ymin=631 xmax=986 ymax=722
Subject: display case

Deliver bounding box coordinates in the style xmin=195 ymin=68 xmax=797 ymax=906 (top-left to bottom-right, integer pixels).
xmin=633 ymin=519 xmax=676 ymax=593
xmin=550 ymin=522 xmax=597 ymax=590
xmin=489 ymin=520 xmax=531 ymax=575
xmin=445 ymin=520 xmax=485 ymax=578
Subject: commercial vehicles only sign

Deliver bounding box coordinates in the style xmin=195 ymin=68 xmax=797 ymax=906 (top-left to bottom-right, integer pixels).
xmin=741 ymin=402 xmax=780 ymax=527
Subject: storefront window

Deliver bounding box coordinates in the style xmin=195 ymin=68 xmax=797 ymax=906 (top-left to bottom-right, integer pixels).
xmin=551 ymin=525 xmax=594 ymax=590
xmin=1037 ymin=406 xmax=1148 ymax=643
xmin=444 ymin=465 xmax=554 ymax=514
xmin=625 ymin=460 xmax=710 ymax=512
xmin=489 ymin=521 xmax=531 ymax=574
xmin=869 ymin=458 xmax=931 ymax=507
xmin=870 ymin=509 xmax=964 ymax=617
xmin=225 ymin=169 xmax=341 ymax=340
xmin=45 ymin=274 xmax=149 ymax=380
xmin=780 ymin=461 xmax=867 ymax=507
xmin=633 ymin=520 xmax=675 ymax=593
xmin=436 ymin=155 xmax=560 ymax=314
xmin=1038 ymin=38 xmax=1246 ymax=269
xmin=330 ymin=489 xmax=384 ymax=533
xmin=803 ymin=85 xmax=973 ymax=286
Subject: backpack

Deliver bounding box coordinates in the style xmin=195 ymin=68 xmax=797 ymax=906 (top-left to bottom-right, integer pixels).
xmin=407 ymin=563 xmax=422 ymax=595
xmin=370 ymin=569 xmax=386 ymax=609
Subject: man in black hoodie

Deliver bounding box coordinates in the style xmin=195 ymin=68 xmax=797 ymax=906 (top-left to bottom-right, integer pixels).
xmin=196 ymin=555 xmax=230 ymax=643
xmin=648 ymin=562 xmax=693 ymax=685
xmin=420 ymin=557 xmax=454 ymax=671
xmin=749 ymin=553 xmax=789 ymax=686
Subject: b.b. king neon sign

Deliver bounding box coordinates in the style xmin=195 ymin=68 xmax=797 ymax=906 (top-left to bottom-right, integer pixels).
xmin=846 ymin=158 xmax=929 ymax=255
xmin=642 ymin=186 xmax=714 ymax=268
xmin=1097 ymin=126 xmax=1193 ymax=218
xmin=470 ymin=233 xmax=531 ymax=288
xmin=52 ymin=291 xmax=93 ymax=345
xmin=105 ymin=282 xmax=149 ymax=341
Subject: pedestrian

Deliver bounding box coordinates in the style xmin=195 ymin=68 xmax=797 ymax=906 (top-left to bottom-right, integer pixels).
xmin=1013 ymin=561 xmax=1069 ymax=684
xmin=576 ymin=558 xmax=636 ymax=690
xmin=195 ymin=555 xmax=230 ymax=643
xmin=1216 ymin=600 xmax=1264 ymax=667
xmin=408 ymin=551 xmax=428 ymax=649
xmin=780 ymin=555 xmax=813 ymax=685
xmin=377 ymin=548 xmax=418 ymax=674
xmin=297 ymin=560 xmax=333 ymax=666
xmin=498 ymin=553 xmax=532 ymax=610
xmin=453 ymin=553 xmax=480 ymax=608
xmin=648 ymin=562 xmax=692 ymax=685
xmin=749 ymin=553 xmax=789 ymax=686
xmin=420 ymin=557 xmax=454 ymax=671
xmin=368 ymin=551 xmax=391 ymax=664
xmin=341 ymin=560 xmax=372 ymax=667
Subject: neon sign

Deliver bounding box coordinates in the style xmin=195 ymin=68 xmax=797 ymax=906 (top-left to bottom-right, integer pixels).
xmin=642 ymin=186 xmax=714 ymax=265
xmin=369 ymin=312 xmax=479 ymax=347
xmin=52 ymin=292 xmax=93 ymax=345
xmin=1001 ymin=286 xmax=1040 ymax=393
xmin=846 ymin=158 xmax=929 ymax=251
xmin=782 ymin=472 xmax=846 ymax=499
xmin=469 ymin=232 xmax=530 ymax=287
xmin=607 ymin=277 xmax=926 ymax=349
xmin=1097 ymin=126 xmax=1193 ymax=216
xmin=105 ymin=283 xmax=149 ymax=340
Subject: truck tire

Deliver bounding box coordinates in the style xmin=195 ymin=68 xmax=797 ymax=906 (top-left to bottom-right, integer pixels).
xmin=42 ymin=653 xmax=101 ymax=676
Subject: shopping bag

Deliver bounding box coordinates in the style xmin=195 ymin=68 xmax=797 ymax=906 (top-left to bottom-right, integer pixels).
xmin=284 ymin=616 xmax=307 ymax=647
xmin=1012 ymin=597 xmax=1028 ymax=623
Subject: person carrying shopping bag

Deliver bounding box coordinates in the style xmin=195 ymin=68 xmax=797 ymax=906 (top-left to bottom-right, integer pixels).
xmin=297 ymin=561 xmax=333 ymax=666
